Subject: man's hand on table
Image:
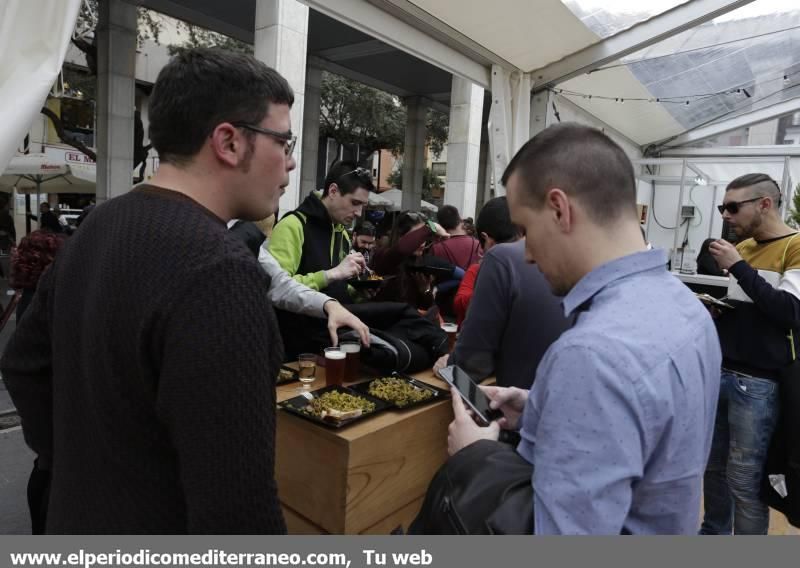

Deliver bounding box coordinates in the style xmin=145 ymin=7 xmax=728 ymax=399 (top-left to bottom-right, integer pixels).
xmin=323 ymin=300 xmax=371 ymax=347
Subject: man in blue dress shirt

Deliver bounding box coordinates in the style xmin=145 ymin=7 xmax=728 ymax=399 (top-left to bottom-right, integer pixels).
xmin=447 ymin=123 xmax=721 ymax=534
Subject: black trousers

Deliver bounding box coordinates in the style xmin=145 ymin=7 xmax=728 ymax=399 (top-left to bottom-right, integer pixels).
xmin=27 ymin=458 xmax=50 ymax=534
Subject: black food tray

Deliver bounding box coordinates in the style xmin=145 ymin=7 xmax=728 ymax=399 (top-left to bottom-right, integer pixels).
xmin=350 ymin=371 xmax=449 ymax=410
xmin=279 ymin=385 xmax=391 ymax=429
xmin=347 ymin=274 xmax=396 ymax=289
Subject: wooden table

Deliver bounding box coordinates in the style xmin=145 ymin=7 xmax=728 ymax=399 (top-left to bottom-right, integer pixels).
xmin=275 ymin=366 xmax=453 ymax=534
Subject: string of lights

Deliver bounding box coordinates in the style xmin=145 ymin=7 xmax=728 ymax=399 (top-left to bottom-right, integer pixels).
xmin=549 ymin=68 xmax=800 ymax=106
xmin=658 ymin=75 xmax=800 ymax=148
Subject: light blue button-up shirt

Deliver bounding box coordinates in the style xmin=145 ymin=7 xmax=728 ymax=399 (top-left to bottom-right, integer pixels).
xmin=517 ymin=249 xmax=721 ymax=534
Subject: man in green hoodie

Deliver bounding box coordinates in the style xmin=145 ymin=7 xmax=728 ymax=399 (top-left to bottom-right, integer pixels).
xmin=269 ymin=161 xmax=374 ymax=304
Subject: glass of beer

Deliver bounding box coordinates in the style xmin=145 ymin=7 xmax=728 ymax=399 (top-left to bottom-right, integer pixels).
xmin=324 ymin=347 xmax=346 ymax=387
xmin=297 ymin=353 xmax=317 ymax=390
xmin=340 ymin=341 xmax=362 ymax=382
xmin=442 ymin=323 xmax=458 ymax=352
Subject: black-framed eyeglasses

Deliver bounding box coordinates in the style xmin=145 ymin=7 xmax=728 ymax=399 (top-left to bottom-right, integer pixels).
xmin=232 ymin=122 xmax=297 ymax=157
xmin=717 ymin=197 xmax=763 ymax=215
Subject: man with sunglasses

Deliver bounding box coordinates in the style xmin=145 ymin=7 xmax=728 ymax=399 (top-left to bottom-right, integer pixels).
xmin=1 ymin=48 xmax=292 ymax=533
xmin=700 ymin=173 xmax=800 ymax=535
xmin=269 ymin=161 xmax=374 ymax=356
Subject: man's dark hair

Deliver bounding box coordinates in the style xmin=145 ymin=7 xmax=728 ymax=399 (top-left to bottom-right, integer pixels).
xmin=148 ymin=48 xmax=294 ymax=165
xmin=323 ymin=161 xmax=376 ymax=197
xmin=726 ymin=173 xmax=782 ymax=208
xmin=501 ymin=123 xmax=637 ymax=224
xmin=436 ymin=205 xmax=461 ymax=231
xmin=476 ymin=197 xmax=517 ymax=247
xmin=354 ymin=220 xmax=376 ymax=237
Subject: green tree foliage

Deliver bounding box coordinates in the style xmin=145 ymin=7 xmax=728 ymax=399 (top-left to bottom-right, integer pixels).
xmin=61 ymin=2 xmax=245 ymax=174
xmin=319 ymin=72 xmax=448 ymax=164
xmin=166 ymin=21 xmax=253 ymax=56
xmin=787 ymin=183 xmax=800 ymax=228
xmin=385 ymin=165 xmax=444 ymax=202
xmin=72 ymin=0 xmax=166 ymax=76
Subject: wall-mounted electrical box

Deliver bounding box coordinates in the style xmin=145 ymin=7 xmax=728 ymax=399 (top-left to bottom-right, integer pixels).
xmin=681 ymin=205 xmax=696 ymax=219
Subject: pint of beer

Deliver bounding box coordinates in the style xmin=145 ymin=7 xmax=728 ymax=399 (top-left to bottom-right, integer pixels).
xmin=442 ymin=323 xmax=458 ymax=352
xmin=341 ymin=341 xmax=361 ymax=382
xmin=324 ymin=347 xmax=346 ymax=387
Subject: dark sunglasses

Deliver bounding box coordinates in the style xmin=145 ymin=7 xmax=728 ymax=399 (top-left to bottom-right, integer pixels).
xmin=231 ymin=122 xmax=297 ymax=156
xmin=717 ymin=197 xmax=763 ymax=215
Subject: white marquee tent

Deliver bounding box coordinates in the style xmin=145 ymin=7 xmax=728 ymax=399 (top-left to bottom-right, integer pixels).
xmin=3 ymin=0 xmax=800 ymax=245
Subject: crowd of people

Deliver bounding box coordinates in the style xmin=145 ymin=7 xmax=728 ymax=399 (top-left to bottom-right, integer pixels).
xmin=1 ymin=47 xmax=797 ymax=535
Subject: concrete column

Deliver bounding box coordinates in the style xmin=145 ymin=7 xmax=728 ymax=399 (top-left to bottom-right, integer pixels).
xmin=482 ymin=144 xmax=494 ymax=207
xmin=529 ymin=90 xmax=551 ymax=137
xmin=300 ymin=65 xmax=322 ymax=199
xmin=255 ymin=0 xmax=309 ymax=212
xmin=95 ymin=0 xmax=137 ymax=202
xmin=444 ymin=77 xmax=484 ymax=219
xmin=475 ymin=128 xmax=490 ymax=212
xmin=401 ymin=97 xmax=427 ymax=212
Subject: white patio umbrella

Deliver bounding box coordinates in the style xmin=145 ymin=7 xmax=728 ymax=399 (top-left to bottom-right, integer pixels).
xmin=375 ymin=189 xmax=438 ymax=214
xmin=0 ymin=153 xmax=96 ymax=194
xmin=368 ymin=191 xmax=395 ymax=209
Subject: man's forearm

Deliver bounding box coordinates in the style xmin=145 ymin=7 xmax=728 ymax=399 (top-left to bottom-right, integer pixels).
xmin=259 ymin=248 xmax=329 ymax=317
xmin=730 ymin=260 xmax=800 ymax=328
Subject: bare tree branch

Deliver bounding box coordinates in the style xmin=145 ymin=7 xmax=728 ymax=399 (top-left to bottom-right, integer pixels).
xmin=70 ymin=36 xmax=97 ymax=75
xmin=40 ymin=106 xmax=97 ymax=162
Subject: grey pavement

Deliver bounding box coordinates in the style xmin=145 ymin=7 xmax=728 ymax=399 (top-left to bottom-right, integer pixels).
xmin=0 ymin=279 xmax=15 ymax=415
xmin=0 ymin=275 xmax=31 ymax=535
xmin=0 ymin=428 xmax=33 ymax=534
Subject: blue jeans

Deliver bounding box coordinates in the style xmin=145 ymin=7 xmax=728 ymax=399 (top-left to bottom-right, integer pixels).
xmin=700 ymin=370 xmax=780 ymax=535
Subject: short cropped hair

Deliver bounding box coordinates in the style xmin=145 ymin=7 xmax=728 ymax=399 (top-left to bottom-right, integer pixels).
xmin=323 ymin=161 xmax=376 ymax=197
xmin=354 ymin=220 xmax=376 ymax=237
xmin=436 ymin=205 xmax=461 ymax=231
xmin=149 ymin=48 xmax=294 ymax=165
xmin=726 ymin=173 xmax=782 ymax=209
xmin=476 ymin=197 xmax=517 ymax=246
xmin=501 ymin=123 xmax=637 ymax=224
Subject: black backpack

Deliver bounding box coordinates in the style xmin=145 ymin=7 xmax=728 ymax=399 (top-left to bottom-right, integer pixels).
xmin=408 ymin=439 xmax=534 ymax=535
xmin=336 ymin=302 xmax=449 ymax=373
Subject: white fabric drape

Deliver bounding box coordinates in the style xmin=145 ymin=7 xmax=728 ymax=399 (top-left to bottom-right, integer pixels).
xmin=0 ymin=0 xmax=82 ymax=171
xmin=488 ymin=65 xmax=531 ymax=196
